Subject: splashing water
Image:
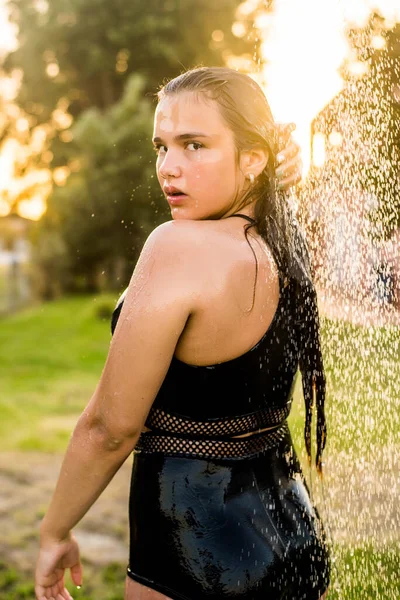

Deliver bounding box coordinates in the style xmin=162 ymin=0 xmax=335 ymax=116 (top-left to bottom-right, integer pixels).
xmin=253 ymin=1 xmax=400 ymax=597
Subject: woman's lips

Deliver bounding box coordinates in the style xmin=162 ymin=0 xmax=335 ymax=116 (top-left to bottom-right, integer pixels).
xmin=167 ymin=194 xmax=187 ymax=205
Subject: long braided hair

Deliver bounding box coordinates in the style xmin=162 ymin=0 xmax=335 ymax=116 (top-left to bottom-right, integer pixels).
xmin=158 ymin=67 xmax=327 ymax=475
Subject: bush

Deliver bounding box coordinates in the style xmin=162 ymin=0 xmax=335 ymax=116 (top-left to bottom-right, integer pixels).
xmin=93 ymin=299 xmax=116 ymax=321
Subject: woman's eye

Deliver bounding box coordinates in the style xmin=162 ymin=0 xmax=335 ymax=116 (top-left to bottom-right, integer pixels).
xmin=186 ymin=142 xmax=203 ymax=151
xmin=154 ymin=145 xmax=167 ymax=155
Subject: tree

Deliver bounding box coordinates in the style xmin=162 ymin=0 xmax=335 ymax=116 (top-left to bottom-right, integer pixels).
xmin=308 ymin=15 xmax=400 ymax=239
xmin=348 ymin=18 xmax=400 ymax=235
xmin=3 ymin=0 xmax=262 ymax=292
xmin=1 ymin=0 xmax=263 ymax=211
xmin=4 ymin=0 xmax=255 ymax=138
xmin=36 ymin=73 xmax=162 ymax=292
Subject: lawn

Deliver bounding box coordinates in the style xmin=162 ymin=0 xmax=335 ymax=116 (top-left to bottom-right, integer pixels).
xmin=1 ymin=295 xmax=399 ymax=599
xmin=0 ymin=293 xmax=118 ymax=451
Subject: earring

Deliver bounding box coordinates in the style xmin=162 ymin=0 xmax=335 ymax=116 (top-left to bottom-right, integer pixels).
xmin=248 ymin=173 xmax=255 ymax=185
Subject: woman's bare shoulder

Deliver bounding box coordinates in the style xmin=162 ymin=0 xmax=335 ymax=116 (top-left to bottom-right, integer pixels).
xmin=145 ymin=219 xmax=215 ymax=265
xmin=136 ymin=220 xmax=213 ymax=307
xmin=148 ymin=219 xmax=210 ymax=244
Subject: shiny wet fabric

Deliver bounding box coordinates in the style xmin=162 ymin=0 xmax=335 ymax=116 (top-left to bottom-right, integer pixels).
xmin=127 ymin=432 xmax=330 ymax=600
xmin=113 ymin=213 xmax=331 ymax=598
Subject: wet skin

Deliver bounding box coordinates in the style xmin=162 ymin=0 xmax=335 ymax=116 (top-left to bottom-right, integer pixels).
xmin=123 ymin=94 xmax=328 ymax=599
xmin=153 ymin=92 xmax=266 ymax=222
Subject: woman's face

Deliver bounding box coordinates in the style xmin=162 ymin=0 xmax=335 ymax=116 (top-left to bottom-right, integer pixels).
xmin=153 ymin=92 xmax=246 ymax=220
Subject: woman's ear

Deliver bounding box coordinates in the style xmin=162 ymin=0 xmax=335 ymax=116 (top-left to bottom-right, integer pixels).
xmin=240 ymin=146 xmax=269 ymax=179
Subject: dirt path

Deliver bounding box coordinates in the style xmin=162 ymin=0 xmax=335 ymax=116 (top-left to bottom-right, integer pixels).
xmin=2 ymin=446 xmax=398 ymax=577
xmin=1 ymin=452 xmax=132 ymax=571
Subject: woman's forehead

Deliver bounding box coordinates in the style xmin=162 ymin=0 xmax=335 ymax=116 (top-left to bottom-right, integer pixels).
xmin=154 ymin=93 xmax=227 ymax=136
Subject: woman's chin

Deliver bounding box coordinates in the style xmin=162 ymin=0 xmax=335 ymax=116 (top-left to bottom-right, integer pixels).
xmin=170 ymin=207 xmax=192 ymax=219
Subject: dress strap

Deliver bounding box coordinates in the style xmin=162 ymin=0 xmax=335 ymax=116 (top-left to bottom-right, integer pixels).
xmin=228 ymin=213 xmax=256 ymax=224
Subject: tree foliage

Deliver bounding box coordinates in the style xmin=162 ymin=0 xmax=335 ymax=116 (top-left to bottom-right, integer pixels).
xmin=36 ymin=73 xmax=163 ymax=293
xmin=4 ymin=0 xmax=252 ymax=122
xmin=4 ymin=0 xmax=260 ymax=292
xmin=309 ymin=15 xmax=400 ymax=238
xmin=346 ymin=17 xmax=400 ymax=235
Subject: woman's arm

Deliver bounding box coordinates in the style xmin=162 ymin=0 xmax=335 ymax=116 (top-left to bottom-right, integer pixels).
xmin=35 ymin=220 xmax=203 ymax=598
xmin=41 ymin=220 xmax=201 ymax=537
xmin=39 ymin=412 xmax=138 ymax=543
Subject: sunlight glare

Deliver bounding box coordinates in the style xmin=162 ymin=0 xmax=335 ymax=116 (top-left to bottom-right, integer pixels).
xmin=0 ymin=0 xmax=17 ymax=56
xmin=18 ymin=195 xmax=46 ymax=220
xmin=260 ymin=0 xmax=348 ymax=174
xmin=259 ymin=0 xmax=400 ymax=173
xmin=312 ymin=133 xmax=326 ymax=168
xmin=0 ymin=198 xmax=10 ymax=216
xmin=342 ymin=0 xmax=400 ymax=26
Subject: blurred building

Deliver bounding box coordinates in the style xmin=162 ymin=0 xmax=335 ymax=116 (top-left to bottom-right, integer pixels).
xmin=0 ymin=213 xmax=33 ymax=313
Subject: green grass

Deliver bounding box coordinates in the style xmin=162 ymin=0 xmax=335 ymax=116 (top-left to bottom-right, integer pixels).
xmin=320 ymin=317 xmax=399 ymax=452
xmin=0 ymin=560 xmax=126 ymax=600
xmin=288 ymin=315 xmax=400 ymax=459
xmin=328 ymin=543 xmax=400 ymax=599
xmin=0 ymin=293 xmax=118 ymax=450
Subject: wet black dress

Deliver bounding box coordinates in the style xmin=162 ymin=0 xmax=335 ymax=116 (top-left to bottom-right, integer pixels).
xmin=111 ymin=214 xmax=330 ymax=600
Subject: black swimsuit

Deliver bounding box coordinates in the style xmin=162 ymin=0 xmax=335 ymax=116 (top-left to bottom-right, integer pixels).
xmin=111 ymin=214 xmax=330 ymax=600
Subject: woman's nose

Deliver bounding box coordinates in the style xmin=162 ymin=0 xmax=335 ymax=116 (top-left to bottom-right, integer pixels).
xmin=158 ymin=151 xmax=182 ymax=179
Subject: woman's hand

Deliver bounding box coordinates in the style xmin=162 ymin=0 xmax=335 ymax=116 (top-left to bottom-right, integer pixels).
xmin=275 ymin=122 xmax=303 ymax=190
xmin=35 ymin=533 xmax=82 ymax=600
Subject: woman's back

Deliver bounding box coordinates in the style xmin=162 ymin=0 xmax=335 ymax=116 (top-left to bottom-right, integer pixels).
xmin=171 ymin=215 xmax=280 ymax=367
xmin=112 ymin=213 xmax=300 ymax=439
xmin=121 ymin=219 xmax=330 ymax=600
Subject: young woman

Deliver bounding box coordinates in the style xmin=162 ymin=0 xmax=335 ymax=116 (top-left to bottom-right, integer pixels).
xmin=35 ymin=67 xmax=330 ymax=600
